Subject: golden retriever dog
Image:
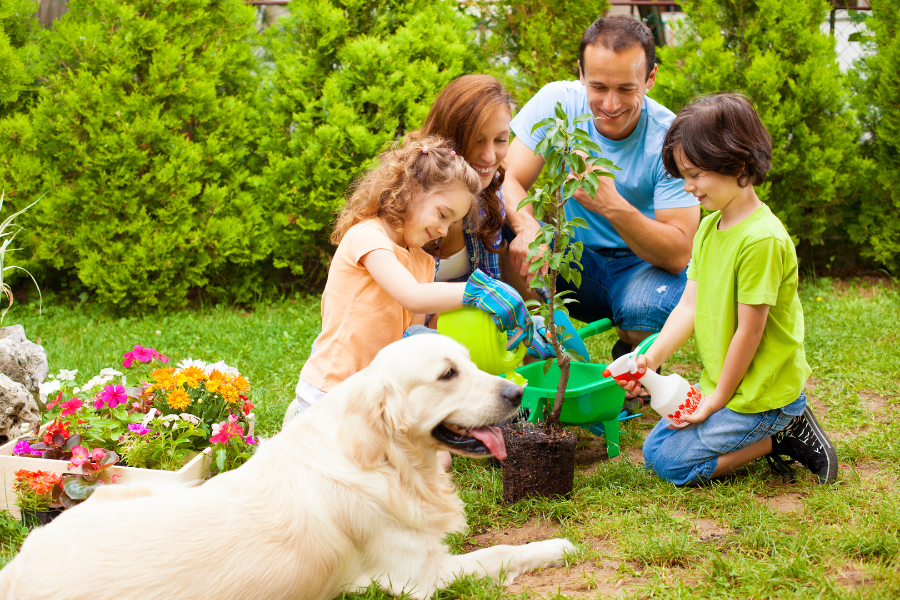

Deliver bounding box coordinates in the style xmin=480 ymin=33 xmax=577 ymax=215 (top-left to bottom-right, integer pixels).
xmin=1 ymin=335 xmax=575 ymax=600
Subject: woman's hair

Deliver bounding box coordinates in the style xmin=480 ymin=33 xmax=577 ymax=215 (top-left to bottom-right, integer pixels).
xmin=661 ymin=93 xmax=772 ymax=187
xmin=408 ymin=74 xmax=511 ymax=255
xmin=331 ymin=136 xmax=482 ymax=245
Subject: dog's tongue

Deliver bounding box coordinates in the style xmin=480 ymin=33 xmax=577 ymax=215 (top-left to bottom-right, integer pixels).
xmin=469 ymin=426 xmax=506 ymax=461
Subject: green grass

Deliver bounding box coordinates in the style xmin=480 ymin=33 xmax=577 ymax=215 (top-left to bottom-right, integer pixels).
xmin=2 ymin=279 xmax=900 ymax=598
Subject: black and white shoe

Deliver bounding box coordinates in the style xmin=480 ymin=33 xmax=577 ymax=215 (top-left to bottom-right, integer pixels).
xmin=768 ymin=406 xmax=838 ymax=484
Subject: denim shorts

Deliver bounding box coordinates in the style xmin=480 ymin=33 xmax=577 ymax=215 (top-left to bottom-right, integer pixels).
xmin=642 ymin=393 xmax=807 ymax=486
xmin=555 ymin=246 xmax=687 ymax=332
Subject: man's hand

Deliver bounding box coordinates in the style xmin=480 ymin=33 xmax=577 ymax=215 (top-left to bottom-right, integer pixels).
xmin=508 ymin=216 xmax=547 ymax=282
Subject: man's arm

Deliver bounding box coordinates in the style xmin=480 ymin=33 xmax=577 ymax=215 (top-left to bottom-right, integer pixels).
xmin=503 ymin=138 xmax=546 ymax=279
xmin=571 ymin=177 xmax=699 ymax=274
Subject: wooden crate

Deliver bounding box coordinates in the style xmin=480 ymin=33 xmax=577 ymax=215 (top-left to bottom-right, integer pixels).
xmin=0 ymin=436 xmax=213 ymax=521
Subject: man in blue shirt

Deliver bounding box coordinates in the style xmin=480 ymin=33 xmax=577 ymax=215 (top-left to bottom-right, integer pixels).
xmin=504 ymin=15 xmax=700 ymax=359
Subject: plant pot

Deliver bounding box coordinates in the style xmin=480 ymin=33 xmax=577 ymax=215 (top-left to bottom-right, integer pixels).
xmin=20 ymin=507 xmax=64 ymax=528
xmin=500 ymin=422 xmax=576 ymax=504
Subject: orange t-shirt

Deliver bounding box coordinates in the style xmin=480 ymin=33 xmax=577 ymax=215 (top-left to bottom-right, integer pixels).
xmin=300 ymin=219 xmax=435 ymax=392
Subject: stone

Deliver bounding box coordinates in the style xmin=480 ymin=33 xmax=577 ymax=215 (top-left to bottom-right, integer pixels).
xmin=0 ymin=372 xmax=41 ymax=445
xmin=0 ymin=324 xmax=49 ymax=408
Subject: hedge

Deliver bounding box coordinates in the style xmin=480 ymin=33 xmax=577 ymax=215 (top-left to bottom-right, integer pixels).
xmin=650 ymin=0 xmax=869 ymax=253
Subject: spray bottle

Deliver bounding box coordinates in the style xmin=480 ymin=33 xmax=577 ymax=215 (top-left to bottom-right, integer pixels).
xmin=602 ymin=353 xmax=706 ymax=428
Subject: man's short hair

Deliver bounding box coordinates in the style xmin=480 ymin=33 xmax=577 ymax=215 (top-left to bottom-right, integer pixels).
xmin=661 ymin=93 xmax=773 ymax=187
xmin=579 ymin=15 xmax=656 ymax=80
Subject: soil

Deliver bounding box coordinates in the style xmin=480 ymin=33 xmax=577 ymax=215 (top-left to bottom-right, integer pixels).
xmin=476 ymin=423 xmax=896 ymax=597
xmin=501 ymin=423 xmax=577 ymax=504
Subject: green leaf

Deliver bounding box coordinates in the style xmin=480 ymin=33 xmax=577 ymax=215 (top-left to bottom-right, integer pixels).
xmin=576 ymin=139 xmax=604 ymax=155
xmin=543 ymin=358 xmax=555 ymax=376
xmin=573 ymin=113 xmax=594 ymax=124
xmin=216 ymin=448 xmax=227 ymax=471
xmin=554 ymin=103 xmax=567 ymax=122
xmin=563 ymin=179 xmax=581 ymax=200
xmin=531 ymin=117 xmax=556 ymax=134
xmin=63 ymin=434 xmax=83 ymax=450
xmin=534 ymin=136 xmax=552 ymax=157
xmin=63 ymin=476 xmax=102 ymax=500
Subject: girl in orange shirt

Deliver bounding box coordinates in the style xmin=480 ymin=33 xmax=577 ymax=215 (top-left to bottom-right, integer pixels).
xmin=285 ymin=136 xmax=534 ymax=428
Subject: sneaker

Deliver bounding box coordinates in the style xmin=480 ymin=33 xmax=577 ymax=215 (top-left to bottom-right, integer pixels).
xmin=768 ymin=406 xmax=838 ymax=484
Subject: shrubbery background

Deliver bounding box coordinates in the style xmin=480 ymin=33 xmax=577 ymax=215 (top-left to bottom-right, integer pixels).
xmin=0 ymin=0 xmax=896 ymax=310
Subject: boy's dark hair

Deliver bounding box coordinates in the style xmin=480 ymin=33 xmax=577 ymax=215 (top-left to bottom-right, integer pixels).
xmin=579 ymin=15 xmax=656 ymax=80
xmin=661 ymin=93 xmax=772 ymax=187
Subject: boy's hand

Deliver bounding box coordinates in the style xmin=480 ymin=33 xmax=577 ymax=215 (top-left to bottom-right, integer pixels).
xmin=673 ymin=391 xmax=724 ymax=429
xmin=613 ymin=354 xmax=654 ymax=398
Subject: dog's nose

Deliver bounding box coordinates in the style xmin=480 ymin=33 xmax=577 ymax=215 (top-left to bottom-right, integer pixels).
xmin=500 ymin=383 xmax=523 ymax=408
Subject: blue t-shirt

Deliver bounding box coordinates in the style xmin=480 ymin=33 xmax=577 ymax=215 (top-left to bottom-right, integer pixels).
xmin=510 ymin=80 xmax=698 ymax=250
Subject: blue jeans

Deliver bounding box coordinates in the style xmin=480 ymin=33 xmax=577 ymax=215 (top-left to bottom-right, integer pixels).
xmin=556 ymin=247 xmax=686 ymax=332
xmin=643 ymin=393 xmax=807 ymax=486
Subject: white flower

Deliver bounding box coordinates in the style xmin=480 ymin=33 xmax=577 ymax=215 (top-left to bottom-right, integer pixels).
xmin=81 ymin=376 xmax=102 ymax=393
xmin=211 ymin=423 xmax=221 ymax=435
xmin=99 ymin=368 xmax=122 ymax=377
xmin=177 ymin=358 xmax=207 ymax=371
xmin=56 ymin=369 xmax=78 ymax=381
xmin=20 ymin=423 xmax=31 ymax=432
xmin=73 ymin=387 xmax=81 ymax=394
xmin=39 ymin=379 xmax=61 ymax=395
xmin=204 ymin=360 xmax=239 ymax=377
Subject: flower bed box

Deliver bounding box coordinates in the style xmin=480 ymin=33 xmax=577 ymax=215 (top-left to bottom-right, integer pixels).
xmin=0 ymin=436 xmax=213 ymax=521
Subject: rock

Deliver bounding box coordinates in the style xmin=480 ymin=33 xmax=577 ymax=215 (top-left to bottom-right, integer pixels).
xmin=0 ymin=372 xmax=41 ymax=445
xmin=0 ymin=324 xmax=49 ymax=408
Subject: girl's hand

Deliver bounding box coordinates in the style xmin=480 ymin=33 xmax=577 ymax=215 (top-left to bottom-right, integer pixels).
xmin=463 ymin=269 xmax=533 ymax=349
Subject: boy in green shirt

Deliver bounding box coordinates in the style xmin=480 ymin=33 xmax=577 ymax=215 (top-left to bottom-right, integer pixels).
xmin=617 ymin=94 xmax=837 ymax=485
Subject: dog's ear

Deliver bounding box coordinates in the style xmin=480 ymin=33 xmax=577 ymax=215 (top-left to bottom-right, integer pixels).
xmin=337 ymin=374 xmax=395 ymax=469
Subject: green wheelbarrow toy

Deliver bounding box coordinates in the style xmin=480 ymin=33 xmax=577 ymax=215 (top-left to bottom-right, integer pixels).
xmin=512 ymin=319 xmax=658 ymax=459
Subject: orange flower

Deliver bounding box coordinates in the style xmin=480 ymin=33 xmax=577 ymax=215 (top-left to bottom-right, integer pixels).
xmin=151 ymin=366 xmax=178 ymax=391
xmin=228 ymin=374 xmax=250 ymax=393
xmin=205 ymin=379 xmax=221 ymax=394
xmin=167 ymin=388 xmax=191 ymax=411
xmin=221 ymin=387 xmax=239 ymax=404
xmin=177 ymin=366 xmax=207 ymax=389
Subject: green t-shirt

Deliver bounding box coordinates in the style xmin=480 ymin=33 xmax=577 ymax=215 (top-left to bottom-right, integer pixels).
xmin=686 ymin=204 xmax=811 ymax=414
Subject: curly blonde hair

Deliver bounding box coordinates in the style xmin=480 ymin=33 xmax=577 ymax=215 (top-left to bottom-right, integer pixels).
xmin=331 ymin=136 xmax=482 ymax=245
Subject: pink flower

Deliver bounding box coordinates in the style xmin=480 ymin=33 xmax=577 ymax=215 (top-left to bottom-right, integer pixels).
xmin=13 ymin=440 xmax=43 ymax=456
xmin=244 ymin=436 xmax=258 ymax=445
xmin=70 ymin=446 xmax=90 ymax=467
xmin=91 ymin=448 xmax=105 ymax=462
xmin=60 ymin=398 xmax=84 ymax=417
xmin=128 ymin=423 xmax=150 ymax=435
xmin=152 ymin=350 xmax=170 ymax=364
xmin=133 ymin=345 xmax=153 ymax=363
xmin=46 ymin=391 xmax=63 ymax=411
xmin=209 ymin=417 xmax=244 ymax=444
xmin=99 ymin=384 xmax=127 ymax=409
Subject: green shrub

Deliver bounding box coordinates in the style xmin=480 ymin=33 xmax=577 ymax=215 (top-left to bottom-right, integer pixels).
xmin=0 ymin=0 xmax=38 ymax=117
xmin=849 ymin=0 xmax=900 ymax=269
xmin=474 ymin=0 xmax=610 ymax=107
xmin=254 ymin=0 xmax=484 ymax=282
xmin=2 ymin=0 xmax=272 ymax=309
xmin=650 ymin=0 xmax=868 ymax=250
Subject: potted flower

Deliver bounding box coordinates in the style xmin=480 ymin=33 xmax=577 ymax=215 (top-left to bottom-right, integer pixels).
xmin=13 ymin=469 xmax=62 ymax=527
xmin=501 ymin=103 xmax=619 ymax=503
xmin=0 ymin=345 xmax=256 ymax=519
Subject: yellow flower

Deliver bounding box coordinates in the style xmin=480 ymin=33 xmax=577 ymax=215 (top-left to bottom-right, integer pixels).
xmin=167 ymin=389 xmax=191 ymax=411
xmin=205 ymin=379 xmax=221 ymax=394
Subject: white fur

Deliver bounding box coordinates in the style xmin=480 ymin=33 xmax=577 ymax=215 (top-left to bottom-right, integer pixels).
xmin=0 ymin=336 xmax=575 ymax=600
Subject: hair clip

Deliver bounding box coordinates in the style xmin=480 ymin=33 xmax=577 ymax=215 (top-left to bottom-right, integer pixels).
xmin=422 ymin=146 xmax=429 ymax=154
xmin=450 ymin=150 xmax=456 ymax=156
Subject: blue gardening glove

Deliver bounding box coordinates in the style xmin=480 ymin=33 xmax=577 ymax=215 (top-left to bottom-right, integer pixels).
xmin=525 ymin=315 xmax=555 ymax=359
xmin=463 ymin=268 xmax=533 ymax=350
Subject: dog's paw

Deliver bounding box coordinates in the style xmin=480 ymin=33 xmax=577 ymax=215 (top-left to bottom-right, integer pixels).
xmin=531 ymin=538 xmax=577 ymax=567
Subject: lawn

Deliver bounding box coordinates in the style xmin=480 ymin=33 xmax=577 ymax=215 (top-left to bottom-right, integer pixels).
xmin=2 ymin=278 xmax=899 ymax=598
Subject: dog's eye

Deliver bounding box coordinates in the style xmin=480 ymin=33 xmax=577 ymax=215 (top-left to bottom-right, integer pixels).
xmin=438 ymin=367 xmax=457 ymax=381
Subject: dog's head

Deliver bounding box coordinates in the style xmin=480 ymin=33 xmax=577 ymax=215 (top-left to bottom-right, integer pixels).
xmin=335 ymin=335 xmax=522 ymax=464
